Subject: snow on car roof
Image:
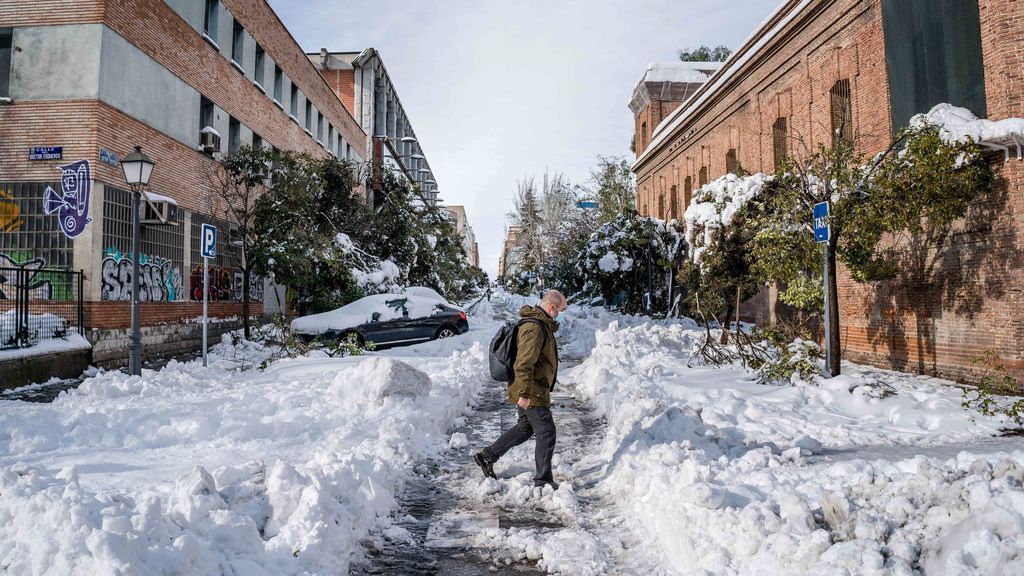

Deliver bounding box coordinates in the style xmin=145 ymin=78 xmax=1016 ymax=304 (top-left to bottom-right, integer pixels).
xmin=291 ymin=293 xmax=452 ymax=334
xmin=404 ymin=286 xmax=447 ymax=302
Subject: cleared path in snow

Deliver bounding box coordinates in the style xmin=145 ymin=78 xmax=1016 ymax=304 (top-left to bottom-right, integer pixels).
xmin=351 ymin=304 xmax=667 ymax=575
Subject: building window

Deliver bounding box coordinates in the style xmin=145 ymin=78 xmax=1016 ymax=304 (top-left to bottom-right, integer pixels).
xmin=200 ymin=96 xmax=214 ymax=130
xmin=658 ymin=193 xmax=665 ymax=220
xmin=290 ymin=84 xmax=298 ymax=117
xmin=670 ymin=185 xmax=678 ymax=220
xmin=252 ymin=133 xmax=263 ymax=151
xmin=830 ymin=79 xmax=853 ymax=147
xmin=328 ymin=125 xmax=335 ymax=152
xmin=684 ymin=176 xmax=693 ymax=208
xmin=273 ymin=66 xmax=283 ymax=102
xmin=305 ymin=100 xmax=313 ymax=132
xmin=203 ymin=0 xmax=219 ymax=41
xmin=698 ymin=166 xmax=708 ymax=187
xmin=641 ymin=121 xmax=648 ymax=149
xmin=228 ymin=116 xmax=240 ymax=156
xmin=231 ymin=19 xmax=243 ymax=64
xmin=725 ymin=148 xmax=738 ymax=174
xmin=0 ymin=30 xmax=11 ymax=99
xmin=772 ymin=117 xmax=788 ymax=171
xmin=254 ymin=45 xmax=265 ymax=87
xmin=317 ymin=112 xmax=324 ymax=142
xmin=345 ymin=142 xmax=352 ymax=160
xmin=881 ymin=0 xmax=986 ymax=132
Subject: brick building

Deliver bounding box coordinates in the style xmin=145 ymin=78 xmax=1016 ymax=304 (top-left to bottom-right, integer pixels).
xmin=0 ymin=0 xmax=368 ymax=367
xmin=631 ymin=0 xmax=1024 ymax=383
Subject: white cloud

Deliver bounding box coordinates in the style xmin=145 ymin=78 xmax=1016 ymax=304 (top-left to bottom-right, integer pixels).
xmin=269 ymin=0 xmax=777 ymax=279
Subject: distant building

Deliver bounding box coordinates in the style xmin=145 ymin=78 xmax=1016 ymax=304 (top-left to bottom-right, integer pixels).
xmin=630 ymin=0 xmax=1024 ymax=383
xmin=0 ymin=0 xmax=366 ymax=369
xmin=310 ymin=49 xmax=441 ymax=205
xmin=498 ymin=225 xmax=524 ymax=281
xmin=444 ymin=205 xmax=479 ymax=268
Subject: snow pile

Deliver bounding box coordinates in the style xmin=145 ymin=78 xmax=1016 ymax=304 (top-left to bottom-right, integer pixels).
xmin=348 ymin=357 xmax=432 ymax=404
xmin=0 ymin=310 xmax=71 ymax=343
xmin=684 ymin=172 xmax=771 ymax=266
xmin=0 ymin=325 xmax=497 ymax=574
xmin=568 ymin=320 xmax=1021 ymax=574
xmin=912 ymin=103 xmax=1024 ymax=146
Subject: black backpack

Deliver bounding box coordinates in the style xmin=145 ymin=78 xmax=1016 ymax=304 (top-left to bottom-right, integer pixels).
xmin=488 ymin=318 xmax=550 ymax=382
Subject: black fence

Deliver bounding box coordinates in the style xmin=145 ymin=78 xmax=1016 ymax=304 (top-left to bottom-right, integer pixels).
xmin=0 ymin=266 xmax=84 ymax=351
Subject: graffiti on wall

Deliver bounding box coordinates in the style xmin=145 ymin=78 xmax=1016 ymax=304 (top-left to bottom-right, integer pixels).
xmin=100 ymin=248 xmax=182 ymax=302
xmin=0 ymin=190 xmax=23 ymax=233
xmin=43 ymin=160 xmax=93 ymax=239
xmin=189 ymin=264 xmax=264 ymax=302
xmin=0 ymin=253 xmax=52 ymax=300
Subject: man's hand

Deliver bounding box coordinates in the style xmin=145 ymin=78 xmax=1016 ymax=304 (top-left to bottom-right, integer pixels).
xmin=517 ymin=396 xmax=531 ymax=409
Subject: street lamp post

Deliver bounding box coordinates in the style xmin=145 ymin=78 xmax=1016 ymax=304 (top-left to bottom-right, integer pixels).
xmin=121 ymin=145 xmax=155 ymax=376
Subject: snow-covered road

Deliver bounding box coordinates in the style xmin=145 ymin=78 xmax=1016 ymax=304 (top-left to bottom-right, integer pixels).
xmin=1 ymin=294 xmax=1021 ymax=575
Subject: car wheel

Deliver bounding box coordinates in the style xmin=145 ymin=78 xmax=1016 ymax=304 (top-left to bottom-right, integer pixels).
xmin=339 ymin=331 xmax=365 ymax=348
xmin=435 ymin=326 xmax=458 ymax=340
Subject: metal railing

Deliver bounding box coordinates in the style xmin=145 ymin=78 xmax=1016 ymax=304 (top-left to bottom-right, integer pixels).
xmin=0 ymin=266 xmax=84 ymax=351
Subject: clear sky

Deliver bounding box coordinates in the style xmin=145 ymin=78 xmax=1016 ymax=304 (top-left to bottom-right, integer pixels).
xmin=269 ymin=0 xmax=779 ymax=279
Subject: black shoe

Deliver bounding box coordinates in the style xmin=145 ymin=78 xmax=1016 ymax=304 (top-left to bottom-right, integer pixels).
xmin=534 ymin=479 xmax=559 ymax=490
xmin=474 ymin=452 xmax=497 ymax=479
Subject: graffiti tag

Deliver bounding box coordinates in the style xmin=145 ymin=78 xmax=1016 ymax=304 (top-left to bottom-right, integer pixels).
xmin=100 ymin=248 xmax=182 ymax=302
xmin=0 ymin=253 xmax=52 ymax=300
xmin=190 ymin=264 xmax=263 ymax=302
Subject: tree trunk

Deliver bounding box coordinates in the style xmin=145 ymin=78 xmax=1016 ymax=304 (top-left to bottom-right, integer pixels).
xmin=735 ymin=285 xmax=741 ymax=339
xmin=720 ymin=303 xmax=734 ymax=344
xmin=826 ymin=240 xmax=841 ymax=376
xmin=241 ymin=245 xmax=251 ymax=340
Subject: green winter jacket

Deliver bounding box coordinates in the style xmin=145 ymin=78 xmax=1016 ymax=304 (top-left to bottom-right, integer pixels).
xmin=507 ymin=305 xmax=559 ymax=407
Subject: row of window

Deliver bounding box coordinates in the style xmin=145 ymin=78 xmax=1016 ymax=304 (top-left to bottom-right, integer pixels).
xmin=200 ymin=0 xmax=353 ymax=161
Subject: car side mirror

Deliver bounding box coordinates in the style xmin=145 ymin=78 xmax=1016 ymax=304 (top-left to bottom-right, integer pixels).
xmin=371 ymin=312 xmax=381 ymax=322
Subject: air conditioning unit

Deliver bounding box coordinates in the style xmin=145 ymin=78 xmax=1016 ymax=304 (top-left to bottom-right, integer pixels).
xmin=141 ymin=194 xmax=179 ymax=225
xmin=200 ymin=127 xmax=221 ymax=154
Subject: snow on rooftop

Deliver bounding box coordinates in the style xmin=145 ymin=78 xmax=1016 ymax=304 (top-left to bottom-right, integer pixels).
xmin=636 ymin=61 xmax=722 ymax=86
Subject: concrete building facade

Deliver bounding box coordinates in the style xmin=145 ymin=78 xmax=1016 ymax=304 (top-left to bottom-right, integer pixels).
xmin=311 ymin=49 xmax=441 ymax=205
xmin=0 ymin=0 xmax=367 ymax=367
xmin=444 ymin=205 xmax=479 ymax=268
xmin=631 ymin=0 xmax=1024 ymax=383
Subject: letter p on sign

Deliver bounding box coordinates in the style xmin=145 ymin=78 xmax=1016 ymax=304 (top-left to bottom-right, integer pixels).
xmin=201 ymin=223 xmax=217 ymax=259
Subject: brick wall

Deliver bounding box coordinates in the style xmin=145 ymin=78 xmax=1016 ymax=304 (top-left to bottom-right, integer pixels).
xmin=320 ymin=68 xmax=357 ymax=118
xmin=633 ymin=0 xmax=1024 ymax=384
xmin=0 ymin=0 xmax=105 ymax=27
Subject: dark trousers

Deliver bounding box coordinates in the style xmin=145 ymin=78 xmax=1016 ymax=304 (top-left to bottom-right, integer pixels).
xmin=484 ymin=406 xmax=556 ymax=484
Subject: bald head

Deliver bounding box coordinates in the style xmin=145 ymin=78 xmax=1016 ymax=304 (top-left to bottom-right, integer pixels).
xmin=540 ymin=290 xmax=567 ymax=318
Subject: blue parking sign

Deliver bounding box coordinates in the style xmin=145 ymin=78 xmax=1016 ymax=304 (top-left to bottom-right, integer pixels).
xmin=201 ymin=224 xmax=217 ymax=258
xmin=813 ymin=202 xmax=830 ymax=243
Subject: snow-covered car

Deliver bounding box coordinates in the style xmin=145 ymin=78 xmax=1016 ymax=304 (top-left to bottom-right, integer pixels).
xmin=291 ymin=293 xmax=469 ymax=348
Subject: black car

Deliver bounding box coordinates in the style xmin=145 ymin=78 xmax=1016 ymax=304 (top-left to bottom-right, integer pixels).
xmin=291 ymin=293 xmax=469 ymax=348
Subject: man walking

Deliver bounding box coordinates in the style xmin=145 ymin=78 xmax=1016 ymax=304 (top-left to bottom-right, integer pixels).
xmin=475 ymin=290 xmax=566 ymax=490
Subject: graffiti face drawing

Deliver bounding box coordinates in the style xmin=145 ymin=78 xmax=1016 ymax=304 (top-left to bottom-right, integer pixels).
xmin=44 ymin=160 xmax=93 ymax=239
